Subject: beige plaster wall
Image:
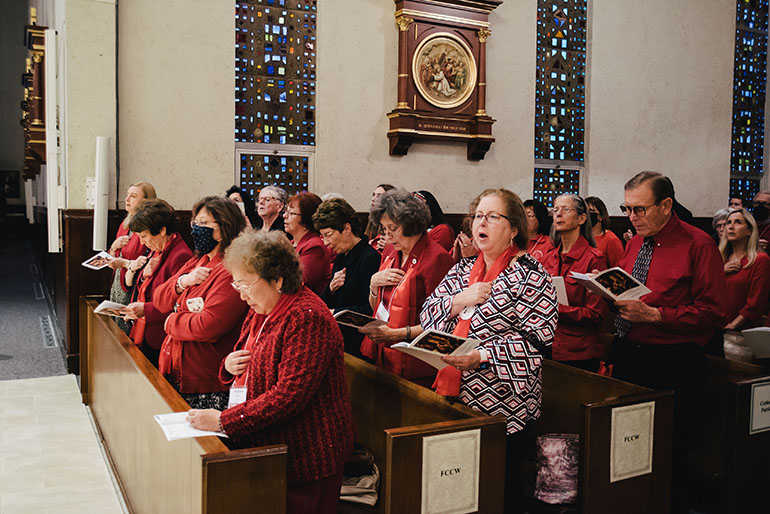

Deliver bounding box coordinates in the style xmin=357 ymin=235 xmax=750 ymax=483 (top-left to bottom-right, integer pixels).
xmin=585 ymin=0 xmax=736 ymax=216
xmin=315 ymin=0 xmax=537 ymax=213
xmin=117 ymin=0 xmax=234 ymax=210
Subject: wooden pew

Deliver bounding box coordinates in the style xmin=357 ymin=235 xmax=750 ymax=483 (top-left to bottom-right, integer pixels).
xmin=80 ymin=297 xmax=288 ymax=514
xmin=343 ymin=354 xmax=507 ymax=514
xmin=524 ymin=360 xmax=675 ymax=514
xmin=690 ymin=355 xmax=770 ymax=514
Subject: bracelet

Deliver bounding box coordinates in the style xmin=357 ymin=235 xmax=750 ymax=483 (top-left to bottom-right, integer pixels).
xmin=369 ymin=286 xmax=377 ymax=298
xmin=176 ymin=275 xmax=186 ymax=292
xmin=406 ymin=325 xmax=411 ymax=342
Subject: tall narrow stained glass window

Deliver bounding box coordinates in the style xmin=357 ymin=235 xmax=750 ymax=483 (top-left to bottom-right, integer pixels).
xmin=533 ymin=0 xmax=587 ymax=206
xmin=730 ymin=0 xmax=769 ymax=201
xmin=235 ymin=0 xmax=316 ymax=195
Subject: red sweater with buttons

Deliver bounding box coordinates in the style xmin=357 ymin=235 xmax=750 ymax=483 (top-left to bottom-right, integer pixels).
xmin=219 ymin=287 xmax=354 ymax=485
xmin=153 ymin=252 xmax=248 ymax=393
xmin=543 ymin=236 xmax=609 ymax=360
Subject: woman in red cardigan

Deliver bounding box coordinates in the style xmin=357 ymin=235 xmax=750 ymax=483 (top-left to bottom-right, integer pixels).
xmin=152 ymin=196 xmax=248 ymax=410
xmin=187 ymin=230 xmax=353 ymax=514
xmin=360 ymin=188 xmax=454 ymax=387
xmin=719 ymin=208 xmax=770 ymax=329
xmin=283 ymin=191 xmax=331 ymax=295
xmin=120 ymin=199 xmax=192 ymax=367
xmin=543 ymin=194 xmax=609 ymax=372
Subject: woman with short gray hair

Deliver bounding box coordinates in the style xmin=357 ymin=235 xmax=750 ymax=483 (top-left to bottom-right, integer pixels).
xmin=255 ymin=185 xmax=287 ymax=232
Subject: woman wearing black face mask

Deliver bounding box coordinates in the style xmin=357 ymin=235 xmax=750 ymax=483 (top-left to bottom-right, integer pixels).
xmin=586 ymin=196 xmax=624 ymax=267
xmin=152 ymin=196 xmax=249 ymax=410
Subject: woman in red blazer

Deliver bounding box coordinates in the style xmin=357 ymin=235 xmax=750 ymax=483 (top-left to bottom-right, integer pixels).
xmin=543 ymin=194 xmax=609 ymax=372
xmin=283 ymin=192 xmax=331 ymax=295
xmin=152 ymin=196 xmax=249 ymax=410
xmin=120 ymin=199 xmax=192 ymax=367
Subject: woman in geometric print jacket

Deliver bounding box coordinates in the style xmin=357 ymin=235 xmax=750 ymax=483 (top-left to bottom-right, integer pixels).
xmin=420 ymin=188 xmax=557 ymax=514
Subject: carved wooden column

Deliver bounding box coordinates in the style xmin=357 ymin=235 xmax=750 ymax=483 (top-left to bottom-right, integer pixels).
xmin=395 ymin=15 xmax=413 ymax=110
xmin=475 ymin=29 xmax=491 ymax=116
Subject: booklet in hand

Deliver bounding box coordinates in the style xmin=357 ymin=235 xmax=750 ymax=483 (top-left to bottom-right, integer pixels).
xmin=569 ymin=267 xmax=651 ymax=302
xmin=333 ymin=309 xmax=377 ymax=329
xmin=82 ymin=251 xmax=113 ymax=270
xmin=94 ymin=300 xmax=127 ymax=317
xmin=392 ymin=329 xmax=480 ymax=370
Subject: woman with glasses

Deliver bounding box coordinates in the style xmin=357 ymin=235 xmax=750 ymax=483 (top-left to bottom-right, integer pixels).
xmin=523 ymin=199 xmax=553 ymax=263
xmin=360 ymin=188 xmax=454 ymax=385
xmin=187 ymin=230 xmax=354 ymax=514
xmin=283 ymin=192 xmax=332 ymax=295
xmin=586 ymin=196 xmax=625 ymax=267
xmin=543 ymin=194 xmax=609 ymax=372
xmin=365 ymin=183 xmax=395 ymax=252
xmin=421 ymin=188 xmax=557 ymax=514
xmin=119 ymin=199 xmax=192 ymax=367
xmin=255 ymin=185 xmax=287 ymax=233
xmin=152 ymin=196 xmax=249 ymax=410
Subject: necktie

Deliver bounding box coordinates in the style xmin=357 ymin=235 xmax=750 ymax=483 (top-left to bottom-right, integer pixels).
xmin=615 ymin=237 xmax=654 ymax=338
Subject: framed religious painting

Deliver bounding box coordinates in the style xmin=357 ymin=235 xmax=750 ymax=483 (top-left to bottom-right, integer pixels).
xmin=387 ymin=0 xmax=502 ymax=160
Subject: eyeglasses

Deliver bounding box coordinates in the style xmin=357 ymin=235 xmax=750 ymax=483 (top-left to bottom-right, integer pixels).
xmin=619 ymin=202 xmax=659 ymax=217
xmin=552 ymin=207 xmax=577 ymax=215
xmin=257 ymin=196 xmax=279 ymax=204
xmin=472 ymin=212 xmax=511 ymax=225
xmin=381 ymin=224 xmax=402 ymax=235
xmin=191 ymin=220 xmax=218 ymax=228
xmin=231 ymin=276 xmax=261 ymax=294
xmin=285 ymin=210 xmax=301 ymax=217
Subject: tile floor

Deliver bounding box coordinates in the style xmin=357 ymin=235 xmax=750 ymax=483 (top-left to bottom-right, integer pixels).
xmin=0 ymin=375 xmax=125 ymax=514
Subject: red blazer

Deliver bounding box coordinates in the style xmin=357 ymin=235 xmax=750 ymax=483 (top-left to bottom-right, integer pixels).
xmin=130 ymin=234 xmax=192 ymax=350
xmin=725 ymin=253 xmax=770 ymax=326
xmin=219 ymin=288 xmax=354 ymax=485
xmin=153 ymin=252 xmax=248 ymax=393
xmin=528 ymin=234 xmax=554 ymax=264
xmin=113 ymin=222 xmax=149 ymax=292
xmin=295 ymin=232 xmax=332 ymax=296
xmin=543 ymin=236 xmax=609 ymax=360
xmin=428 ymin=223 xmax=454 ymax=253
xmin=595 ymin=230 xmax=624 ymax=268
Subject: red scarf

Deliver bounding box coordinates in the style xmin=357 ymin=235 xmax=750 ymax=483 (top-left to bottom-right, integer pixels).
xmin=232 ymin=290 xmax=299 ymax=388
xmin=433 ymin=244 xmax=519 ymax=396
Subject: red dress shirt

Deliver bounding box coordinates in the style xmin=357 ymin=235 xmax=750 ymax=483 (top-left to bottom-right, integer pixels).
xmin=618 ymin=214 xmax=727 ymax=346
xmin=219 ymin=288 xmax=354 ymax=485
xmin=153 ymin=252 xmax=248 ymax=393
xmin=543 ymin=236 xmax=609 ymax=360
xmin=528 ymin=234 xmax=554 ymax=264
xmin=428 ymin=223 xmax=454 ymax=252
xmin=295 ymin=232 xmax=332 ymax=296
xmin=594 ymin=230 xmax=624 ymax=267
xmin=113 ymin=222 xmax=149 ymax=292
xmin=725 ymin=253 xmax=770 ymax=326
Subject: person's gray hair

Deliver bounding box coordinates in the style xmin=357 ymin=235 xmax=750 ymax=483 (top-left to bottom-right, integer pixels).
xmin=369 ymin=188 xmax=431 ymax=237
xmin=321 ymin=192 xmax=344 ymax=202
xmin=223 ymin=230 xmax=303 ymax=294
xmin=550 ymin=194 xmax=596 ymax=248
xmin=712 ymin=208 xmax=730 ymax=230
xmin=260 ymin=185 xmax=288 ymax=206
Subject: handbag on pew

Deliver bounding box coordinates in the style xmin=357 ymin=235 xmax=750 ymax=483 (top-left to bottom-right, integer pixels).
xmin=534 ymin=433 xmax=579 ymax=505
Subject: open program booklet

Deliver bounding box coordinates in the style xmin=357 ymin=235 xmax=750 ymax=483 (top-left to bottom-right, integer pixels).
xmin=570 ymin=267 xmax=651 ymax=302
xmin=333 ymin=309 xmax=377 ymax=329
xmin=392 ymin=330 xmax=480 ymax=370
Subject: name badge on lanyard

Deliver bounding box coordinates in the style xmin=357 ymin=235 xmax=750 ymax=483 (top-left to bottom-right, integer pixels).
xmin=376 ymin=301 xmax=390 ymax=322
xmin=228 ymin=386 xmax=247 ymax=408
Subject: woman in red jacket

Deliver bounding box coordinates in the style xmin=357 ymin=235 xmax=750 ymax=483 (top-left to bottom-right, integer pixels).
xmin=120 ymin=199 xmax=192 ymax=367
xmin=187 ymin=230 xmax=353 ymax=514
xmin=586 ymin=196 xmax=625 ymax=267
xmin=543 ymin=194 xmax=608 ymax=372
xmin=524 ymin=199 xmax=554 ymax=264
xmin=283 ymin=192 xmax=331 ymax=295
xmin=152 ymin=196 xmax=249 ymax=410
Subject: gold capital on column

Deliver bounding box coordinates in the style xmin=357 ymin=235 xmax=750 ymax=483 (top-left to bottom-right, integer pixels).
xmin=477 ymin=28 xmax=492 ymax=43
xmin=395 ymin=15 xmax=414 ymax=32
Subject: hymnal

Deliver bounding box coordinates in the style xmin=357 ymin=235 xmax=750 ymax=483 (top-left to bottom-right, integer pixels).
xmin=333 ymin=309 xmax=377 ymax=329
xmin=570 ymin=267 xmax=651 ymax=302
xmin=93 ymin=300 xmax=127 ymax=317
xmin=392 ymin=329 xmax=480 ymax=370
xmin=82 ymin=251 xmax=113 ymax=270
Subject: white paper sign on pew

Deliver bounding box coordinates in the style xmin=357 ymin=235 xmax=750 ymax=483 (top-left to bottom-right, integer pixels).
xmin=750 ymin=381 xmax=770 ymax=435
xmin=610 ymin=401 xmax=655 ymax=483
xmin=421 ymin=429 xmax=480 ymax=514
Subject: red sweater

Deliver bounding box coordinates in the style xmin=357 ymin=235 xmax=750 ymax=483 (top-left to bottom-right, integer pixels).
xmin=428 ymin=223 xmax=454 ymax=252
xmin=543 ymin=236 xmax=609 ymax=360
xmin=618 ymin=214 xmax=727 ymax=346
xmin=113 ymin=222 xmax=148 ymax=292
xmin=594 ymin=230 xmax=624 ymax=268
xmin=219 ymin=288 xmax=354 ymax=485
xmin=153 ymin=253 xmax=248 ymax=393
xmin=725 ymin=253 xmax=770 ymax=326
xmin=295 ymin=232 xmax=332 ymax=296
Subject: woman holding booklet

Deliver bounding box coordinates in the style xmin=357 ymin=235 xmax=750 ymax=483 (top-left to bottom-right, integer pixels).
xmin=187 ymin=230 xmax=353 ymax=514
xmin=420 ymin=188 xmax=558 ymax=514
xmin=543 ymin=194 xmax=609 ymax=372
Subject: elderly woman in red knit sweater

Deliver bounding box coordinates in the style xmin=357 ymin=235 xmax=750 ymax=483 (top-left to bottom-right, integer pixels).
xmin=187 ymin=230 xmax=353 ymax=513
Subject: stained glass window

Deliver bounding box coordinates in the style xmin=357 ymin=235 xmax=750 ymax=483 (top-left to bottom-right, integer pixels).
xmin=533 ymin=167 xmax=581 ymax=207
xmin=730 ymin=0 xmax=768 ymax=202
xmin=235 ymin=0 xmax=317 ymax=146
xmin=238 ymin=152 xmax=310 ymax=198
xmin=534 ymin=0 xmax=587 ymax=206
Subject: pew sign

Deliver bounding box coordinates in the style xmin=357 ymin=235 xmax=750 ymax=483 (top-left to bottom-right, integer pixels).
xmin=421 ymin=429 xmax=480 ymax=514
xmin=750 ymin=381 xmax=770 ymax=435
xmin=610 ymin=401 xmax=655 ymax=483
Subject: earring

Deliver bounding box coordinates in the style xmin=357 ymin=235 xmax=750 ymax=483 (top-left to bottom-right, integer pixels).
xmin=278 ymin=287 xmax=282 ymax=294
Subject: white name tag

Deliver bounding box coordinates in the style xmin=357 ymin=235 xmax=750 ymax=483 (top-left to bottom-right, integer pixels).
xmin=228 ymin=386 xmax=247 ymax=408
xmin=186 ymin=297 xmax=204 ymax=312
xmin=376 ymin=301 xmax=390 ymax=322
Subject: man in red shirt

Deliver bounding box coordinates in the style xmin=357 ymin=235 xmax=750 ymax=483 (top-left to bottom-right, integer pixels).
xmin=614 ymin=171 xmax=727 ymax=514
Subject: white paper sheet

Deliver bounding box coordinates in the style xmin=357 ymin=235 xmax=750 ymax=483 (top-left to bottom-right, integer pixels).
xmin=154 ymin=412 xmax=227 ymax=441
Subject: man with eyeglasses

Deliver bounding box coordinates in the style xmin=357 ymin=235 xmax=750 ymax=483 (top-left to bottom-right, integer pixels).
xmin=614 ymin=171 xmax=726 ymax=514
